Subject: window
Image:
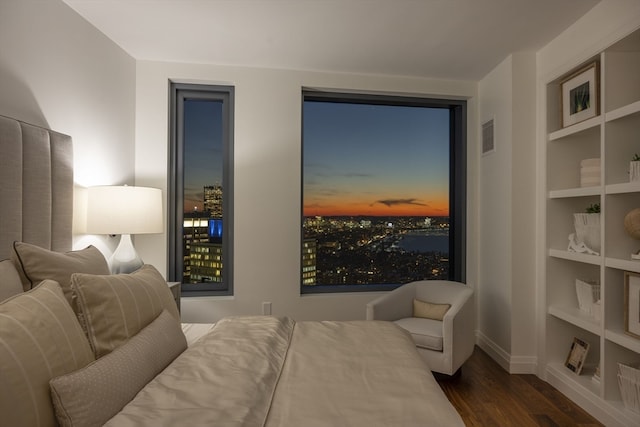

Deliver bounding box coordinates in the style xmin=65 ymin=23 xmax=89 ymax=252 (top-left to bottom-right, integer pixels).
xmin=169 ymin=83 xmax=234 ymax=296
xmin=301 ymin=91 xmax=466 ymax=293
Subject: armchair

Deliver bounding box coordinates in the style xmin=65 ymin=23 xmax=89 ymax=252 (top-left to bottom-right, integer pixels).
xmin=366 ymin=280 xmax=474 ymax=376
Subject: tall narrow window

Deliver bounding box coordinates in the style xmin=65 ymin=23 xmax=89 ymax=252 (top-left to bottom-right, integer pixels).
xmin=302 ymin=91 xmax=465 ymax=293
xmin=169 ymin=83 xmax=234 ymax=296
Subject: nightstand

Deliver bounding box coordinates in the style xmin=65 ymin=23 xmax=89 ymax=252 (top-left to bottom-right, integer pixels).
xmin=167 ymin=282 xmax=181 ymax=312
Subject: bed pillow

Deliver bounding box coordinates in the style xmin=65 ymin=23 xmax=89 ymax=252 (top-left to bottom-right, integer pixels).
xmin=0 ymin=259 xmax=24 ymax=301
xmin=50 ymin=309 xmax=187 ymax=427
xmin=72 ymin=264 xmax=180 ymax=358
xmin=0 ymin=280 xmax=95 ymax=427
xmin=10 ymin=241 xmax=110 ymax=305
xmin=413 ymin=298 xmax=451 ymax=321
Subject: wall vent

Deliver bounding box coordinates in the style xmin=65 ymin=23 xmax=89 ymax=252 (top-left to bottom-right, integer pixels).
xmin=482 ymin=118 xmax=495 ymax=155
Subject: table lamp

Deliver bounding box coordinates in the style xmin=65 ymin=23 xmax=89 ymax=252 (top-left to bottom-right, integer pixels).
xmin=86 ymin=185 xmax=162 ymax=273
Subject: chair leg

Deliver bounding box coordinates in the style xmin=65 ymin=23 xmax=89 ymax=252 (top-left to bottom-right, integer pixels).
xmin=433 ymin=367 xmax=461 ymax=381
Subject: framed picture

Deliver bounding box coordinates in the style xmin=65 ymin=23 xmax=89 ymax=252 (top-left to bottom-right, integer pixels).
xmin=624 ymin=271 xmax=640 ymax=339
xmin=565 ymin=337 xmax=589 ymax=375
xmin=560 ymin=61 xmax=599 ymax=128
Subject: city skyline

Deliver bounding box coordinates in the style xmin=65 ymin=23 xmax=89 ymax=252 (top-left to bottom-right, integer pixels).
xmin=303 ymin=101 xmax=450 ymax=217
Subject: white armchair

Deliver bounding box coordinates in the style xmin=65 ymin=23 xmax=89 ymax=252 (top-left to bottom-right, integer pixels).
xmin=366 ymin=280 xmax=475 ymax=376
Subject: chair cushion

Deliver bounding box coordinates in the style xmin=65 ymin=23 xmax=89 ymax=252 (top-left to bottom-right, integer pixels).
xmin=394 ymin=317 xmax=443 ymax=352
xmin=413 ymin=298 xmax=450 ymax=320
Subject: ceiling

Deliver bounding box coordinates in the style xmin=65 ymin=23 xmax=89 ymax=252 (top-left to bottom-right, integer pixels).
xmin=63 ymin=0 xmax=600 ymax=81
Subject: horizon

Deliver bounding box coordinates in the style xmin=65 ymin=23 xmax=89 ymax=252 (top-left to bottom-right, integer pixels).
xmin=303 ymin=100 xmax=450 ymax=217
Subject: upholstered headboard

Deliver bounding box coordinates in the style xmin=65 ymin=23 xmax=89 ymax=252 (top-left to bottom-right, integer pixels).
xmin=0 ymin=115 xmax=73 ymax=260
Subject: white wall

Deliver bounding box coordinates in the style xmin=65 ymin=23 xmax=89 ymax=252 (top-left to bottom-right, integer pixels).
xmin=0 ymin=0 xmax=136 ymax=188
xmin=510 ymin=53 xmax=537 ymax=369
xmin=476 ymin=52 xmax=537 ymax=373
xmin=134 ymin=61 xmax=479 ymax=322
xmin=477 ymin=56 xmax=514 ymax=363
xmin=0 ymin=0 xmax=136 ymax=255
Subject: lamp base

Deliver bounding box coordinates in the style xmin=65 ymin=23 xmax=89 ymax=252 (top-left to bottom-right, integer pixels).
xmin=109 ymin=234 xmax=144 ymax=274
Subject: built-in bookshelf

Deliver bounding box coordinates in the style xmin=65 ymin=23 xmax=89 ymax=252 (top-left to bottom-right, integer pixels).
xmin=543 ymin=27 xmax=640 ymax=427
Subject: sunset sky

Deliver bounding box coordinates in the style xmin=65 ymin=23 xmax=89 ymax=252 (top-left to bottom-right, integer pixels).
xmin=303 ymin=100 xmax=450 ymax=217
xmin=182 ymin=98 xmax=451 ymax=217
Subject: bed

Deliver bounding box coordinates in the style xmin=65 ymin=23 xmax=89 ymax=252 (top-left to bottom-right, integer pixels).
xmin=0 ymin=115 xmax=464 ymax=426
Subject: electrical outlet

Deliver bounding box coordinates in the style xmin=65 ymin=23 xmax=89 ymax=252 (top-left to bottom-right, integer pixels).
xmin=262 ymin=301 xmax=272 ymax=315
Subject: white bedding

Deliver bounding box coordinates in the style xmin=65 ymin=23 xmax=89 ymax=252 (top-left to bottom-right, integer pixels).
xmin=181 ymin=322 xmax=217 ymax=346
xmin=108 ymin=316 xmax=464 ymax=427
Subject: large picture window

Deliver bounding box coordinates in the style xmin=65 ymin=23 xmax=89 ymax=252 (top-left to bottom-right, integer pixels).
xmin=302 ymin=91 xmax=465 ymax=293
xmin=169 ymin=83 xmax=234 ymax=296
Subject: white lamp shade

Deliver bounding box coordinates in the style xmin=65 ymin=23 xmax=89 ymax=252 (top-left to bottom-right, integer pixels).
xmin=85 ymin=186 xmax=163 ymax=235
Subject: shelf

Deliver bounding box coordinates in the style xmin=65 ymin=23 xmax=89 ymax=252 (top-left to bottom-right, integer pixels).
xmin=605 ymin=257 xmax=640 ymax=273
xmin=605 ymin=182 xmax=640 ymax=194
xmin=546 ymin=362 xmax=600 ymax=396
xmin=548 ymin=116 xmax=601 ymax=141
xmin=605 ymin=329 xmax=640 ymax=353
xmin=544 ymin=28 xmax=640 ymax=427
xmin=606 ymin=99 xmax=640 ymax=122
xmin=549 ymin=306 xmax=601 ymax=335
xmin=606 ymin=399 xmax=640 ymax=427
xmin=549 ymin=249 xmax=602 ymax=265
xmin=549 ymin=187 xmax=602 ymax=198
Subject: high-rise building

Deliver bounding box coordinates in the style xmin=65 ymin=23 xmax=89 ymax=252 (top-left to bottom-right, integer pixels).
xmin=204 ymin=184 xmax=222 ymax=218
xmin=182 ymin=214 xmax=210 ymax=283
xmin=189 ymin=241 xmax=223 ymax=283
xmin=302 ymin=238 xmax=317 ymax=285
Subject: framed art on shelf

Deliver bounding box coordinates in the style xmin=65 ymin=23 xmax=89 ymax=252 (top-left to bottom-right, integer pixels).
xmin=565 ymin=337 xmax=590 ymax=375
xmin=624 ymin=271 xmax=640 ymax=339
xmin=560 ymin=61 xmax=599 ymax=128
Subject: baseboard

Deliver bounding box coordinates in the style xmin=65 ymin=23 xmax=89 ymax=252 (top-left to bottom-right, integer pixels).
xmin=475 ymin=330 xmax=537 ymax=374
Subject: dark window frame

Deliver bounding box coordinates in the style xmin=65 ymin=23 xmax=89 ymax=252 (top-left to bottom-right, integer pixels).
xmin=168 ymin=82 xmax=234 ymax=296
xmin=300 ymin=90 xmax=466 ymax=294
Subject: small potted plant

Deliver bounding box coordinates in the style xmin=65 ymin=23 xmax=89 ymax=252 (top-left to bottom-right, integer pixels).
xmin=573 ymin=203 xmax=601 ymax=254
xmin=630 ymin=154 xmax=640 ymax=182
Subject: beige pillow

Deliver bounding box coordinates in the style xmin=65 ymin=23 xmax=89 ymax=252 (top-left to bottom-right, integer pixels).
xmin=72 ymin=264 xmax=180 ymax=358
xmin=50 ymin=309 xmax=187 ymax=427
xmin=0 ymin=280 xmax=95 ymax=427
xmin=0 ymin=259 xmax=24 ymax=301
xmin=10 ymin=241 xmax=110 ymax=305
xmin=413 ymin=298 xmax=451 ymax=321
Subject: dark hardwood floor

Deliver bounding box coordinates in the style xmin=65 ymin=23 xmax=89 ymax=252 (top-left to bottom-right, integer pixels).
xmin=436 ymin=347 xmax=603 ymax=427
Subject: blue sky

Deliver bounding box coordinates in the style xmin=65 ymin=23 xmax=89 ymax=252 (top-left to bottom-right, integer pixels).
xmin=183 ymin=99 xmax=223 ymax=212
xmin=303 ymin=101 xmax=450 ymax=216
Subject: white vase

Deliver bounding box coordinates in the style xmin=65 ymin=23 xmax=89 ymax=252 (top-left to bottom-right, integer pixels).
xmin=574 ymin=213 xmax=601 ymax=254
xmin=630 ymin=161 xmax=640 ymax=182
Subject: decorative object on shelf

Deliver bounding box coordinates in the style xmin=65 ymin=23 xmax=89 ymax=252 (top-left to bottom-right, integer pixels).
xmin=85 ymin=185 xmax=163 ymax=274
xmin=568 ymin=204 xmax=600 ymax=255
xmin=617 ymin=362 xmax=640 ymax=414
xmin=623 ymin=208 xmax=640 ymax=259
xmin=624 ymin=271 xmax=640 ymax=339
xmin=580 ymin=158 xmax=601 ymax=187
xmin=565 ymin=337 xmax=590 ymax=375
xmin=575 ymin=279 xmax=600 ymax=317
xmin=630 ymin=154 xmax=640 ymax=182
xmin=560 ymin=61 xmax=599 ymax=128
xmin=579 ymin=158 xmax=600 ymax=187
